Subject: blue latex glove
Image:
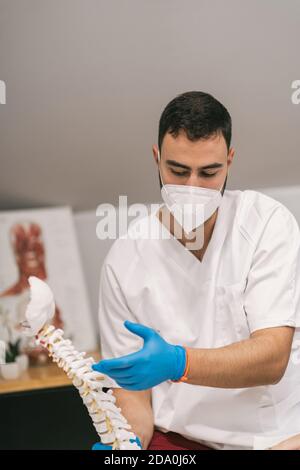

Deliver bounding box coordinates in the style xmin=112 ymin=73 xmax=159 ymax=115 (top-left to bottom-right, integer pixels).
xmin=92 ymin=436 xmax=142 ymax=450
xmin=92 ymin=442 xmax=114 ymax=450
xmin=92 ymin=321 xmax=186 ymax=390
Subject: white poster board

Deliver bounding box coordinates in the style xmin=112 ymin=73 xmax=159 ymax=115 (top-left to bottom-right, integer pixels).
xmin=0 ymin=206 xmax=97 ymax=351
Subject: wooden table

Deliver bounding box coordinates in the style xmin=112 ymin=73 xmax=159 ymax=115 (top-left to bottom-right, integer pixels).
xmin=0 ymin=351 xmax=103 ymax=449
xmin=0 ymin=351 xmax=101 ymax=394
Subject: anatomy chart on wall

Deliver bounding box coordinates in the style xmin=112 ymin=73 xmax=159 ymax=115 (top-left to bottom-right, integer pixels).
xmin=0 ymin=206 xmax=96 ymax=354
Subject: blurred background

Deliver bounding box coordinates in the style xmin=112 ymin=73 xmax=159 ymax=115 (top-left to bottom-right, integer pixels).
xmin=1 ymin=0 xmax=299 ymax=211
xmin=0 ymin=0 xmax=299 ymax=449
xmin=0 ymin=0 xmax=300 ymax=329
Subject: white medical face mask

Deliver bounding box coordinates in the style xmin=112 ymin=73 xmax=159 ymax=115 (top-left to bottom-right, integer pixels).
xmin=157 ymin=150 xmax=223 ymax=234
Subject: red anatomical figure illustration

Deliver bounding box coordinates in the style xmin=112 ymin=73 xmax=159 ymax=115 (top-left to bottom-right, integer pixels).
xmin=0 ymin=222 xmax=64 ymax=363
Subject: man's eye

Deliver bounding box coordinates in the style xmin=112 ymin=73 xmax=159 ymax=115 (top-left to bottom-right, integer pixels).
xmin=170 ymin=169 xmax=189 ymax=177
xmin=201 ymin=172 xmax=218 ymax=178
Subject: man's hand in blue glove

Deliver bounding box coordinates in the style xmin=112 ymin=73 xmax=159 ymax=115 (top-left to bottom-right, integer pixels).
xmin=92 ymin=321 xmax=187 ymax=390
xmin=92 ymin=436 xmax=142 ymax=450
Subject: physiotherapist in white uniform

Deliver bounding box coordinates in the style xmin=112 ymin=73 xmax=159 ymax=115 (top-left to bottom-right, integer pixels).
xmin=92 ymin=91 xmax=300 ymax=450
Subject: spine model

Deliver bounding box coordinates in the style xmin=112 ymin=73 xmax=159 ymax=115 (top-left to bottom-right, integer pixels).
xmin=24 ymin=276 xmax=140 ymax=450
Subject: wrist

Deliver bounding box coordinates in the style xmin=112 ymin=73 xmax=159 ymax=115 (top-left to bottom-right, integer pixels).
xmin=171 ymin=345 xmax=189 ymax=382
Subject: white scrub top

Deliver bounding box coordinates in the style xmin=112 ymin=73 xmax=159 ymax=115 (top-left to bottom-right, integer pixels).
xmin=98 ymin=190 xmax=300 ymax=450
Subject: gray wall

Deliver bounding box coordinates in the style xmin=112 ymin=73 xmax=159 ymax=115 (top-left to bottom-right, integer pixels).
xmin=1 ymin=0 xmax=299 ymax=211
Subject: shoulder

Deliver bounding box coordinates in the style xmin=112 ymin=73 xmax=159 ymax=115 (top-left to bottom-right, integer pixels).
xmin=225 ymin=189 xmax=300 ymax=245
xmin=102 ymin=210 xmax=158 ymax=275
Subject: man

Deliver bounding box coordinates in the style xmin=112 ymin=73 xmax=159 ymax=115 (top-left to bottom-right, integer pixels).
xmin=93 ymin=91 xmax=300 ymax=450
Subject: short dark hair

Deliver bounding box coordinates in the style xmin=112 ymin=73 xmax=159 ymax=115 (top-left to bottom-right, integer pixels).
xmin=158 ymin=91 xmax=232 ymax=152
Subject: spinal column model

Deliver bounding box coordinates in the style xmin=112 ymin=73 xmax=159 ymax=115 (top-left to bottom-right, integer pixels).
xmin=23 ymin=276 xmax=141 ymax=450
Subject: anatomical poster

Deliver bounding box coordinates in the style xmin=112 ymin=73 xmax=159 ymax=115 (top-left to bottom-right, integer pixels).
xmin=0 ymin=206 xmax=97 ymax=353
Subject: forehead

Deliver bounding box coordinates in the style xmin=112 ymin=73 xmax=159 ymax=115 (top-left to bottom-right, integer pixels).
xmin=161 ymin=130 xmax=228 ymax=164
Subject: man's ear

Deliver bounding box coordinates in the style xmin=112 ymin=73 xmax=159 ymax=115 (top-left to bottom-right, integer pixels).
xmin=227 ymin=147 xmax=235 ymax=168
xmin=152 ymin=144 xmax=159 ymax=164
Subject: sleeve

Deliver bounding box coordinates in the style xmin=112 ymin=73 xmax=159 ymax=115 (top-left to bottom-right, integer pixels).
xmin=98 ymin=262 xmax=143 ymax=365
xmin=244 ymin=205 xmax=300 ymax=333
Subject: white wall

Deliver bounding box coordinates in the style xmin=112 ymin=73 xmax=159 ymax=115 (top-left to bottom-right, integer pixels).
xmin=1 ymin=0 xmax=300 ymax=211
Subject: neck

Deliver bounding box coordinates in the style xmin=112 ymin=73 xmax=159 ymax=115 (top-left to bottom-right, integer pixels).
xmin=189 ymin=210 xmax=218 ymax=260
xmin=158 ymin=206 xmax=218 ymax=261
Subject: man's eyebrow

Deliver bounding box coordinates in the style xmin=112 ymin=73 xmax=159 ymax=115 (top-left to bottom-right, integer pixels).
xmin=166 ymin=159 xmax=223 ymax=170
xmin=166 ymin=159 xmax=190 ymax=170
xmin=200 ymin=162 xmax=224 ymax=170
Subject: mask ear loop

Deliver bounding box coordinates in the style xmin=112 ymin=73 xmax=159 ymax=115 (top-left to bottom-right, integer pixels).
xmin=157 ymin=149 xmax=165 ymax=188
xmin=221 ymin=173 xmax=228 ymax=196
xmin=157 ymin=150 xmax=161 ymax=174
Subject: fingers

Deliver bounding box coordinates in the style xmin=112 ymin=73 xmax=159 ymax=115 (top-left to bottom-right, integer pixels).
xmin=92 ymin=351 xmax=139 ymax=373
xmin=116 ymin=380 xmax=141 ymax=391
xmin=100 ymin=367 xmax=136 ymax=381
xmin=124 ymin=320 xmax=154 ymax=341
xmin=116 ymin=377 xmax=138 ymax=387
